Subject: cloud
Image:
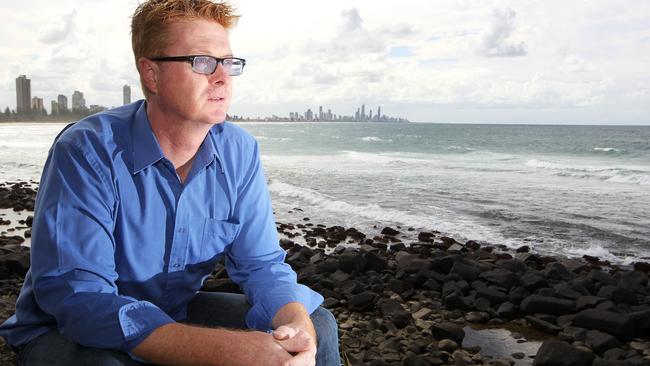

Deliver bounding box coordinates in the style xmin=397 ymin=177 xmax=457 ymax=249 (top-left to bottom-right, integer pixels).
xmin=340 ymin=8 xmax=363 ymax=33
xmin=39 ymin=11 xmax=77 ymax=44
xmin=478 ymin=8 xmax=527 ymax=57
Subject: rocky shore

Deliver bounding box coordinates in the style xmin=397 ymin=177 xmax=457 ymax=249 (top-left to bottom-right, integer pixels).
xmin=1 ymin=181 xmax=650 ymax=365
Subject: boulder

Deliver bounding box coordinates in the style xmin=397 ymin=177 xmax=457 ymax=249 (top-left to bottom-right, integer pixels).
xmin=525 ymin=315 xmax=562 ymax=334
xmin=430 ymin=322 xmax=465 ymax=345
xmin=585 ymin=329 xmax=621 ymax=355
xmin=520 ymin=294 xmax=575 ymax=315
xmin=347 ymin=291 xmax=376 ymax=311
xmin=597 ymin=285 xmax=638 ymax=306
xmin=450 ymin=260 xmax=481 ymax=282
xmin=532 ymin=340 xmax=594 ymax=366
xmin=543 ymin=262 xmax=576 ymax=281
xmin=573 ymin=309 xmax=635 ymax=340
xmin=479 ymin=269 xmax=519 ymax=289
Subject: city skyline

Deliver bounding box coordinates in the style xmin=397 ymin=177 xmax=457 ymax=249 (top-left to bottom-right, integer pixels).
xmin=4 ymin=74 xmax=408 ymax=122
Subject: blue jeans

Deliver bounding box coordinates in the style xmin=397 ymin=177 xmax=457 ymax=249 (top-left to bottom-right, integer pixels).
xmin=17 ymin=292 xmax=340 ymax=366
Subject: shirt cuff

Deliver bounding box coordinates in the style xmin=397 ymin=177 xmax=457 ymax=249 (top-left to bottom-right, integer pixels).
xmin=118 ymin=300 xmax=175 ymax=352
xmin=245 ymin=284 xmax=324 ymax=330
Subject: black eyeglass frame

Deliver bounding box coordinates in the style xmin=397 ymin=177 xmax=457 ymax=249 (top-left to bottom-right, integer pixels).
xmin=149 ymin=55 xmax=247 ymax=76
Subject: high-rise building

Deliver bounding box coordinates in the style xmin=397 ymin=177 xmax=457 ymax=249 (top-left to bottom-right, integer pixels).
xmin=72 ymin=90 xmax=86 ymax=111
xmin=57 ymin=94 xmax=68 ymax=112
xmin=123 ymin=85 xmax=131 ymax=105
xmin=318 ymin=106 xmax=323 ymax=121
xmin=31 ymin=97 xmax=44 ymax=114
xmin=361 ymin=104 xmax=365 ymax=121
xmin=305 ymin=108 xmax=313 ymax=121
xmin=51 ymin=101 xmax=59 ymax=115
xmin=369 ymin=109 xmax=373 ymax=121
xmin=377 ymin=106 xmax=381 ymax=121
xmin=16 ymin=75 xmax=31 ymax=114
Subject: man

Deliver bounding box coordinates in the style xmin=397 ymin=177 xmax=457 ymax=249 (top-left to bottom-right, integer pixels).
xmin=0 ymin=1 xmax=339 ymax=365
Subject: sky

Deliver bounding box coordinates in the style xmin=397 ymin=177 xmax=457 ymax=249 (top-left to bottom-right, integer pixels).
xmin=1 ymin=0 xmax=649 ymax=124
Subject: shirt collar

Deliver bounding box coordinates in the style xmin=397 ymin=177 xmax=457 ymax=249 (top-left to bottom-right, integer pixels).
xmin=131 ymin=101 xmax=165 ymax=174
xmin=131 ymin=101 xmax=223 ymax=175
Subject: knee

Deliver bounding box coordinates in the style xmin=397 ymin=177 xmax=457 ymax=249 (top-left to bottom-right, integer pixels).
xmin=311 ymin=307 xmax=339 ymax=342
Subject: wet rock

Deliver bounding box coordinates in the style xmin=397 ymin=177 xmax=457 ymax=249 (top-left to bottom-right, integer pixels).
xmin=0 ymin=235 xmax=25 ymax=246
xmin=479 ymin=269 xmax=519 ymax=289
xmin=543 ymin=262 xmax=577 ymax=282
xmin=573 ymin=309 xmax=635 ymax=340
xmin=558 ymin=326 xmax=587 ymax=343
xmin=597 ymin=285 xmax=638 ymax=306
xmin=588 ymin=269 xmax=617 ymax=286
xmin=381 ymin=227 xmax=399 ymax=236
xmin=438 ymin=339 xmax=459 ymax=352
xmin=532 ymin=339 xmax=594 ymax=366
xmin=520 ymin=294 xmax=575 ymax=315
xmin=417 ymin=232 xmax=435 ymax=243
xmin=450 ymin=260 xmax=481 ymax=282
xmin=585 ymin=329 xmax=621 ymax=355
xmin=496 ymin=302 xmax=517 ymax=318
xmin=430 ymin=322 xmax=465 ymax=345
xmin=0 ymin=251 xmax=30 ymax=277
xmin=525 ymin=315 xmax=562 ymax=334
xmin=476 ymin=287 xmax=508 ymax=305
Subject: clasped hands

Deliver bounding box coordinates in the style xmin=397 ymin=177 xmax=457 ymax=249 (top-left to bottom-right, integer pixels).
xmin=265 ymin=323 xmax=317 ymax=366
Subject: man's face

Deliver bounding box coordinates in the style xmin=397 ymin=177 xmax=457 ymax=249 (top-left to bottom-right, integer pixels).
xmin=154 ymin=19 xmax=233 ymax=125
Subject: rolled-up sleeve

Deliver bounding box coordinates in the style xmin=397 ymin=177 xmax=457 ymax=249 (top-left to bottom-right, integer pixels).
xmin=31 ymin=139 xmax=174 ymax=352
xmin=225 ymin=140 xmax=323 ymax=330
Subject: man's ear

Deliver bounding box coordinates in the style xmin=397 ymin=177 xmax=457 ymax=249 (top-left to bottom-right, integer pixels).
xmin=138 ymin=57 xmax=158 ymax=95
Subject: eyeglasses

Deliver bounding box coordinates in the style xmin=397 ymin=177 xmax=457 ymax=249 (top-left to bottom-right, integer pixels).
xmin=149 ymin=55 xmax=246 ymax=76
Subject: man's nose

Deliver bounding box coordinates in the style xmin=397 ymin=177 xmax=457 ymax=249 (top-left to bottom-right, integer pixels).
xmin=208 ymin=63 xmax=229 ymax=84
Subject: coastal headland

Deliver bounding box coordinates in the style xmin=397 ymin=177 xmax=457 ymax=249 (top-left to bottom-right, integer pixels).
xmin=1 ymin=181 xmax=649 ymax=365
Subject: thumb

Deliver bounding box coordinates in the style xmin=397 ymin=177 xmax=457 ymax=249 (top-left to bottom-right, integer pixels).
xmin=276 ymin=330 xmax=313 ymax=354
xmin=272 ymin=325 xmax=298 ymax=340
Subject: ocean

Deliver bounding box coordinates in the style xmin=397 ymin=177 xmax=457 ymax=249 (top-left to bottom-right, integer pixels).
xmin=1 ymin=121 xmax=649 ymax=264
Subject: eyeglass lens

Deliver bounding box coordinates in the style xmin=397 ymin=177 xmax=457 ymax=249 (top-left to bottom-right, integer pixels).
xmin=192 ymin=56 xmax=244 ymax=76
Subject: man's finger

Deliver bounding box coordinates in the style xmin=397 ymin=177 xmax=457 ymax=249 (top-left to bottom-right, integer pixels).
xmin=282 ymin=346 xmax=317 ymax=366
xmin=276 ymin=330 xmax=314 ymax=354
xmin=273 ymin=325 xmax=299 ymax=340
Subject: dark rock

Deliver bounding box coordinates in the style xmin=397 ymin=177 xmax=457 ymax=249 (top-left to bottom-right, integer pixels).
xmin=388 ymin=279 xmax=413 ymax=294
xmin=558 ymin=326 xmax=587 ymax=343
xmin=377 ymin=298 xmax=403 ymax=316
xmin=497 ymin=259 xmax=528 ymax=274
xmin=430 ymin=322 xmax=465 ymax=345
xmin=0 ymin=235 xmax=25 ymax=246
xmin=381 ymin=227 xmax=399 ymax=236
xmin=465 ymin=240 xmax=480 ymax=251
xmin=543 ymin=262 xmax=576 ymax=281
xmin=532 ymin=339 xmax=594 ymax=366
xmin=592 ymin=357 xmax=628 ymax=366
xmin=479 ymin=268 xmax=519 ymax=289
xmin=575 ymin=295 xmax=606 ymax=310
xmin=516 ymin=245 xmax=530 ymax=253
xmin=588 ymin=269 xmax=617 ymax=286
xmin=585 ymin=329 xmax=621 ymax=355
xmin=315 ymin=259 xmax=339 ymax=274
xmin=348 ymin=291 xmax=377 ymax=312
xmin=496 ymin=302 xmax=517 ymax=318
xmin=573 ymin=309 xmax=635 ymax=340
xmin=363 ymin=251 xmax=387 ymax=272
xmin=449 ymin=260 xmax=481 ymax=282
xmin=403 ymin=352 xmax=428 ymax=366
xmin=322 ymin=297 xmax=339 ymax=308
xmin=603 ymin=347 xmax=627 ymax=361
xmin=476 ymin=287 xmax=508 ymax=305
xmin=390 ymin=310 xmax=412 ymax=329
xmin=439 ymin=236 xmax=457 ymax=246
xmin=597 ymin=285 xmax=638 ymax=305
xmin=634 ymin=261 xmax=650 ymax=272
xmin=338 ymin=251 xmax=367 ymax=273
xmin=0 ymin=251 xmax=30 ymax=276
xmin=520 ymin=294 xmax=575 ymax=315
xmin=553 ymin=282 xmax=584 ymax=299
xmin=417 ymin=232 xmax=435 ymax=243
xmin=620 ymin=271 xmax=648 ymax=294
xmin=525 ymin=315 xmax=562 ymax=334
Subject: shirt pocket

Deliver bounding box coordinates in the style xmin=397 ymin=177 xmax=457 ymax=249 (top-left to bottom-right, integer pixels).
xmin=200 ymin=218 xmax=241 ymax=261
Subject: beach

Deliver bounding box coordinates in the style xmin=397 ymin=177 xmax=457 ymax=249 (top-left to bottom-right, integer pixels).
xmin=1 ymin=180 xmax=650 ymax=365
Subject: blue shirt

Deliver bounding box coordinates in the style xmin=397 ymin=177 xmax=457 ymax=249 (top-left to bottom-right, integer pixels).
xmin=0 ymin=100 xmax=323 ymax=352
